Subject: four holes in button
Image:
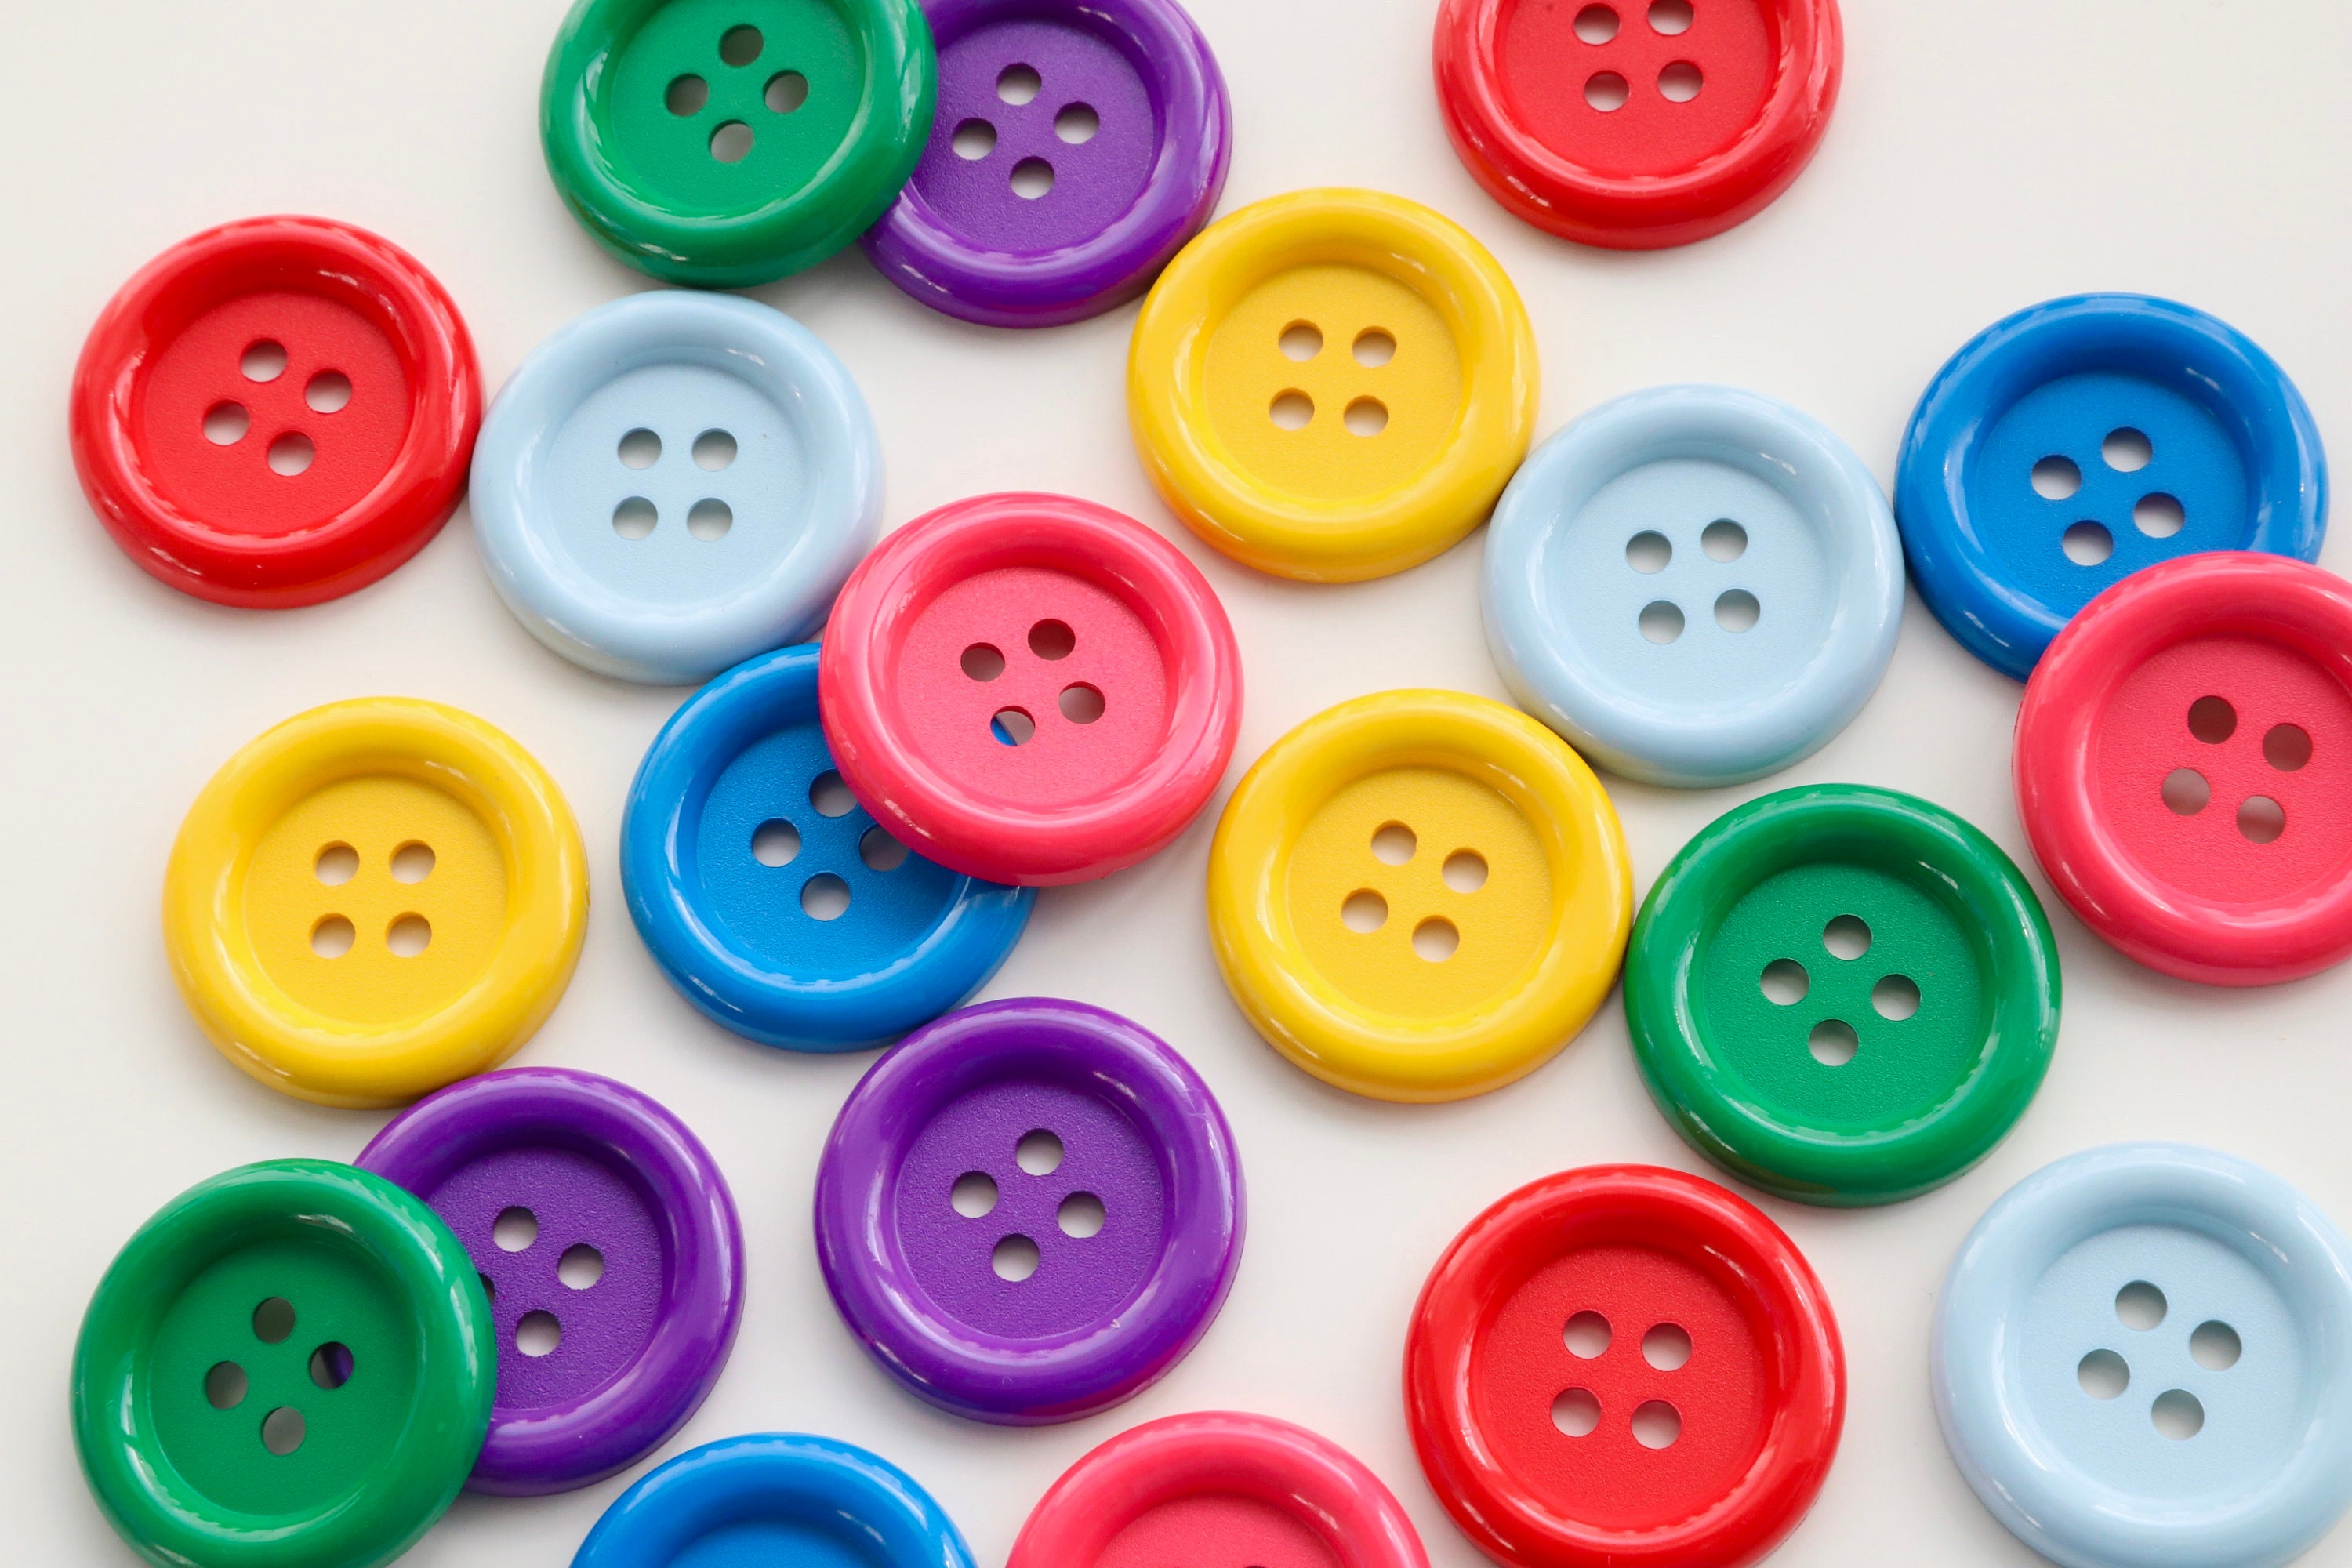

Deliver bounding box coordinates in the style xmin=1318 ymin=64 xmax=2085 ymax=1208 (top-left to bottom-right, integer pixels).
xmin=2164 ymin=695 xmax=2307 ymax=839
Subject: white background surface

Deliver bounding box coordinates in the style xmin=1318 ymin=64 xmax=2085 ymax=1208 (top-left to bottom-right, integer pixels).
xmin=8 ymin=1 xmax=2352 ymax=1563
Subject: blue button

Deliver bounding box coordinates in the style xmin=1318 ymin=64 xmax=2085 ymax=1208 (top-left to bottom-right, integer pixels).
xmin=622 ymin=644 xmax=1033 ymax=1051
xmin=571 ymin=1432 xmax=975 ymax=1567
xmin=1935 ymin=1143 xmax=2352 ymax=1568
xmin=471 ymin=292 xmax=881 ymax=684
xmin=1483 ymin=384 xmax=1903 ymax=788
xmin=1897 ymin=295 xmax=2326 ymax=681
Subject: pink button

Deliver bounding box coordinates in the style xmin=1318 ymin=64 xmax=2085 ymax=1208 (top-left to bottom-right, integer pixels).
xmin=2017 ymin=552 xmax=2352 ymax=985
xmin=820 ymin=492 xmax=1241 ymax=885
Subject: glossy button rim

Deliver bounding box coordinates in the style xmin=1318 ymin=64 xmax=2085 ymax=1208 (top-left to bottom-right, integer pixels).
xmin=862 ymin=0 xmax=1231 ymax=328
xmin=541 ymin=0 xmax=938 ymax=288
xmin=1432 ymin=0 xmax=1843 ymax=249
xmin=1128 ymin=187 xmax=1539 ymax=583
xmin=163 ymin=696 xmax=589 ymax=1108
xmin=812 ymin=997 xmax=1244 ymax=1425
xmin=622 ymin=644 xmax=1034 ymax=1050
xmin=1625 ymin=783 xmax=2061 ymax=1206
xmin=1207 ymin=688 xmax=1633 ymax=1103
xmin=72 ymin=1159 xmax=492 ymax=1568
xmin=1484 ymin=383 xmax=1903 ymax=788
xmin=1933 ymin=1142 xmax=2352 ymax=1568
xmin=1896 ymin=292 xmax=2326 ymax=681
xmin=355 ymin=1067 xmax=745 ymax=1496
xmin=1406 ymin=1163 xmax=1845 ymax=1568
xmin=818 ymin=490 xmax=1243 ymax=886
xmin=470 ymin=291 xmax=882 ymax=685
xmin=2015 ymin=552 xmax=2352 ymax=985
xmin=570 ymin=1432 xmax=976 ymax=1566
xmin=1007 ymin=1410 xmax=1430 ymax=1566
xmin=69 ymin=214 xmax=481 ymax=608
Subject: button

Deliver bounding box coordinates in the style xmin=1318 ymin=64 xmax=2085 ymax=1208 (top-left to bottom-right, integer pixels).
xmin=470 ymin=292 xmax=880 ymax=685
xmin=1433 ymin=0 xmax=1842 ymax=249
xmin=69 ymin=216 xmax=480 ymax=608
xmin=819 ymin=492 xmax=1242 ymax=885
xmin=1485 ymin=384 xmax=1903 ymax=787
xmin=164 ymin=698 xmax=589 ymax=1107
xmin=1406 ymin=1165 xmax=1844 ymax=1568
xmin=1208 ymin=690 xmax=1632 ymax=1102
xmin=1007 ymin=1411 xmax=1429 ymax=1566
xmin=813 ymin=998 xmax=1243 ymax=1424
xmin=355 ymin=1067 xmax=742 ymax=1497
xmin=1935 ymin=1143 xmax=2352 ymax=1568
xmin=623 ymin=644 xmax=1034 ymax=1049
xmin=541 ymin=0 xmax=936 ymax=287
xmin=2016 ymin=554 xmax=2352 ymax=985
xmin=1626 ymin=784 xmax=2060 ymax=1205
xmin=862 ymin=0 xmax=1229 ymax=327
xmin=573 ymin=1432 xmax=976 ymax=1566
xmin=72 ymin=1159 xmax=492 ymax=1568
xmin=1898 ymin=294 xmax=2326 ymax=681
xmin=1129 ymin=187 xmax=1537 ymax=582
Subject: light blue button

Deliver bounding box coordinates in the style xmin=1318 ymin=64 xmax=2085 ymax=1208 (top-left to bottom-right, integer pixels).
xmin=572 ymin=1432 xmax=975 ymax=1567
xmin=1483 ymin=385 xmax=1903 ymax=788
xmin=1935 ymin=1143 xmax=2352 ymax=1568
xmin=622 ymin=644 xmax=1033 ymax=1051
xmin=472 ymin=292 xmax=881 ymax=684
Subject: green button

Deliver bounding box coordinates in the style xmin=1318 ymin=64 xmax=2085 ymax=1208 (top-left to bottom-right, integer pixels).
xmin=543 ymin=0 xmax=936 ymax=287
xmin=73 ymin=1160 xmax=492 ymax=1568
xmin=1625 ymin=785 xmax=2061 ymax=1207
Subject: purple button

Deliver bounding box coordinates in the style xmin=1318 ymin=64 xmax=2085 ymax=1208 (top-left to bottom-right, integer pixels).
xmin=862 ymin=0 xmax=1230 ymax=328
xmin=354 ymin=1068 xmax=742 ymax=1495
xmin=814 ymin=997 xmax=1243 ymax=1424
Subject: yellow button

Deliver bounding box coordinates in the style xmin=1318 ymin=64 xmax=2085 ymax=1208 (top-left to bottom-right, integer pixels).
xmin=1207 ymin=690 xmax=1631 ymax=1102
xmin=1129 ymin=189 xmax=1537 ymax=583
xmin=165 ymin=699 xmax=588 ymax=1107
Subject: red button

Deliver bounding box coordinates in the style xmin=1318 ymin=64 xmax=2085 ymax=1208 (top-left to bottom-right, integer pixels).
xmin=819 ymin=492 xmax=1243 ymax=886
xmin=1433 ymin=0 xmax=1842 ymax=249
xmin=1007 ymin=1410 xmax=1429 ymax=1568
xmin=1406 ymin=1165 xmax=1843 ymax=1568
xmin=71 ymin=216 xmax=480 ymax=608
xmin=2016 ymin=552 xmax=2352 ymax=985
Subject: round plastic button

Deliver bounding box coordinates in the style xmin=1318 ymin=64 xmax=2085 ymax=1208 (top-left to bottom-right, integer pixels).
xmin=355 ymin=1068 xmax=742 ymax=1497
xmin=164 ymin=697 xmax=589 ymax=1108
xmin=1433 ymin=0 xmax=1842 ymax=250
xmin=623 ymin=643 xmax=1033 ymax=1050
xmin=1897 ymin=294 xmax=2326 ymax=681
xmin=1007 ymin=1411 xmax=1430 ymax=1567
xmin=542 ymin=0 xmax=936 ymax=288
xmin=1624 ymin=784 xmax=2061 ymax=1206
xmin=2016 ymin=553 xmax=2352 ymax=985
xmin=1406 ymin=1165 xmax=1845 ymax=1568
xmin=813 ymin=997 xmax=1243 ymax=1425
xmin=572 ymin=1432 xmax=975 ymax=1566
xmin=70 ymin=216 xmax=480 ymax=608
xmin=1129 ymin=187 xmax=1538 ymax=582
xmin=819 ymin=491 xmax=1242 ymax=886
xmin=1934 ymin=1143 xmax=2352 ymax=1568
xmin=1485 ymin=384 xmax=1902 ymax=787
xmin=1208 ymin=689 xmax=1632 ymax=1102
xmin=862 ymin=0 xmax=1229 ymax=328
xmin=471 ymin=291 xmax=881 ymax=685
xmin=72 ymin=1159 xmax=492 ymax=1568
